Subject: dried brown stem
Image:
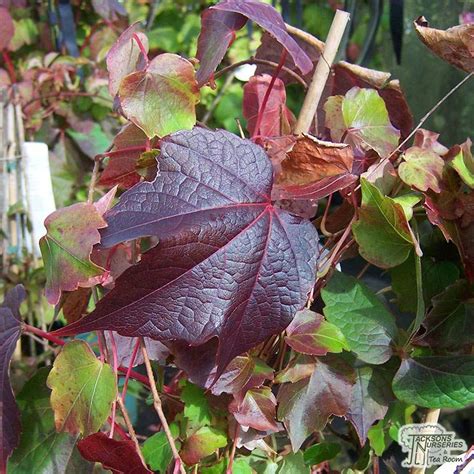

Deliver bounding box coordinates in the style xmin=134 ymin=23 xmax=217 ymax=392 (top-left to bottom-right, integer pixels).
xmin=141 ymin=339 xmax=186 ymax=474
xmin=116 ymin=396 xmax=147 ymax=466
xmin=87 ymin=158 xmax=101 ymax=204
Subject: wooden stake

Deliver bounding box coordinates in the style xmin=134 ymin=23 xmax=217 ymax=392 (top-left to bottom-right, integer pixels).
xmin=294 ymin=10 xmax=350 ymax=135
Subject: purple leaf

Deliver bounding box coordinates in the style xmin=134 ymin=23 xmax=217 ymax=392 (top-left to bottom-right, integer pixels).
xmin=196 ymin=0 xmax=312 ymax=86
xmin=0 ymin=285 xmax=26 ymax=472
xmin=54 ymin=128 xmax=319 ymax=376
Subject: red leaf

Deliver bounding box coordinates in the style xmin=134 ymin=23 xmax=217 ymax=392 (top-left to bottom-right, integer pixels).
xmin=196 ymin=0 xmax=312 ymax=86
xmin=0 ymin=8 xmax=14 ymax=50
xmin=277 ymin=356 xmax=354 ymax=451
xmin=106 ymin=22 xmax=149 ymax=96
xmin=0 ymin=285 xmax=26 ymax=472
xmin=414 ymin=17 xmax=474 ymax=73
xmin=77 ymin=432 xmax=151 ymax=474
xmin=230 ymin=387 xmax=279 ymax=432
xmin=99 ymin=123 xmax=157 ymax=189
xmin=54 ymin=128 xmax=320 ymax=376
xmin=243 ymin=74 xmax=294 ymax=138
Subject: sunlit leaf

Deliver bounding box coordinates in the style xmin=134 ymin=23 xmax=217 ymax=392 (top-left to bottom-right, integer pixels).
xmin=180 ymin=427 xmax=227 ymax=466
xmin=47 ymin=340 xmax=116 ymax=436
xmin=119 ymin=53 xmax=199 ymax=138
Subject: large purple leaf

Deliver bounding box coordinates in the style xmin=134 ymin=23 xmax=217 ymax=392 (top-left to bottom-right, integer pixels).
xmin=196 ymin=0 xmax=313 ymax=87
xmin=0 ymin=285 xmax=26 ymax=472
xmin=55 ymin=128 xmax=319 ymax=375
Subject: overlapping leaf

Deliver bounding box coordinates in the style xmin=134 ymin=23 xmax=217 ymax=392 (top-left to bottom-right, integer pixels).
xmin=352 ymin=179 xmax=420 ymax=268
xmin=0 ymin=8 xmax=14 ymax=50
xmin=399 ymin=146 xmax=445 ymax=193
xmin=273 ymin=135 xmax=357 ymax=201
xmin=243 ymin=74 xmax=294 ymax=137
xmin=196 ymin=0 xmax=312 ymax=86
xmin=99 ymin=123 xmax=158 ymax=189
xmin=347 ymin=366 xmax=394 ymax=445
xmin=0 ymin=285 xmax=26 ymax=473
xmin=321 ymin=272 xmax=397 ymax=364
xmin=285 ymin=309 xmax=349 ymax=356
xmin=180 ymin=427 xmax=227 ymax=466
xmin=414 ymin=17 xmax=474 ymax=73
xmin=277 ymin=356 xmax=354 ymax=451
xmin=118 ymin=53 xmax=199 ymax=138
xmin=393 ymin=356 xmax=474 ymax=408
xmin=54 ymin=128 xmax=319 ymax=375
xmin=8 ymin=368 xmax=92 ymax=474
xmin=106 ymin=22 xmax=149 ymax=96
xmin=40 ymin=202 xmax=107 ymax=305
xmin=324 ymin=87 xmax=400 ymax=158
xmin=78 ymin=432 xmax=151 ymax=474
xmin=47 ymin=340 xmax=116 ymax=436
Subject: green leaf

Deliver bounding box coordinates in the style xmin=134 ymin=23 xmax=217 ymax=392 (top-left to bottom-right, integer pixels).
xmin=392 ymin=356 xmax=474 ymax=408
xmin=180 ymin=427 xmax=227 ymax=466
xmin=347 ymin=366 xmax=393 ymax=444
xmin=119 ymin=53 xmax=199 ymax=138
xmin=285 ymin=309 xmax=349 ymax=355
xmin=392 ymin=192 xmax=422 ymax=221
xmin=142 ymin=424 xmax=180 ymax=473
xmin=232 ymin=458 xmax=253 ymax=474
xmin=367 ymin=420 xmax=389 ymax=456
xmin=325 ymin=87 xmax=400 ymax=157
xmin=352 ymin=179 xmax=419 ymax=268
xmin=47 ymin=341 xmax=116 ymax=436
xmin=390 ymin=253 xmax=460 ymax=313
xmin=40 ymin=202 xmax=106 ymax=305
xmin=67 ymin=123 xmax=110 ymax=159
xmin=181 ymin=381 xmax=212 ymax=434
xmin=419 ymin=280 xmax=474 ymax=349
xmin=303 ymin=442 xmax=340 ymax=465
xmin=322 ymin=272 xmax=397 ymax=364
xmin=399 ymin=146 xmax=445 ymax=193
xmin=278 ymin=356 xmax=354 ymax=451
xmin=8 ymin=368 xmax=93 ymax=474
xmin=450 ymin=139 xmax=474 ymax=188
xmin=277 ymin=452 xmax=309 ymax=474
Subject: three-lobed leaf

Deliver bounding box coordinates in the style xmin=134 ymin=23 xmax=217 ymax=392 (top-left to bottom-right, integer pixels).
xmin=47 ymin=340 xmax=116 ymax=436
xmin=55 ymin=128 xmax=319 ymax=377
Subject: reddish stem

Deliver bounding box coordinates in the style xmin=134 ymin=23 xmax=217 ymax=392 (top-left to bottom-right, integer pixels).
xmin=23 ymin=91 xmax=112 ymax=109
xmin=79 ymin=21 xmax=105 ymax=54
xmin=109 ymin=331 xmax=119 ymax=438
xmin=132 ymin=33 xmax=149 ymax=66
xmin=121 ymin=338 xmax=141 ymax=401
xmin=2 ymin=49 xmax=17 ymax=83
xmin=22 ymin=324 xmax=151 ymax=387
xmin=108 ymin=417 xmax=128 ymax=440
xmin=252 ymin=50 xmax=287 ymax=139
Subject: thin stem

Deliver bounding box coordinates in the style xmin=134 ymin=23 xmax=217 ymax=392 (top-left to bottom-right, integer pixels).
xmin=226 ymin=424 xmax=240 ymax=474
xmin=364 ymin=71 xmax=473 ymax=185
xmin=121 ymin=338 xmax=141 ymax=401
xmin=294 ymin=10 xmax=350 ymax=134
xmin=132 ymin=33 xmax=149 ymax=67
xmin=22 ymin=324 xmax=151 ymax=388
xmin=116 ymin=396 xmax=147 ymax=466
xmin=88 ymin=158 xmax=101 ymax=203
xmin=2 ymin=50 xmax=17 ymax=83
xmin=108 ymin=331 xmax=119 ymax=438
xmin=253 ymin=51 xmax=288 ymax=138
xmin=214 ymin=57 xmax=308 ymax=88
xmin=23 ymin=91 xmax=113 ymax=109
xmin=141 ymin=339 xmax=186 ymax=474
